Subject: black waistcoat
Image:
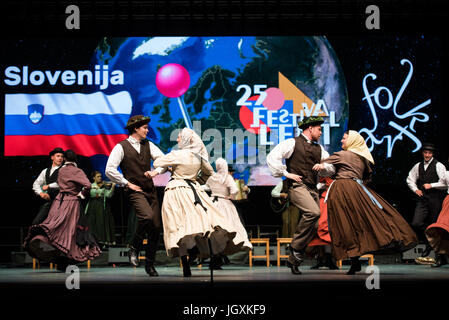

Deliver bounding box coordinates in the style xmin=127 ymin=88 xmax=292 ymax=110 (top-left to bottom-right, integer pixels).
xmin=286 ymin=135 xmax=322 ymax=190
xmin=45 ymin=166 xmax=60 ymax=200
xmin=119 ymin=139 xmax=155 ymax=193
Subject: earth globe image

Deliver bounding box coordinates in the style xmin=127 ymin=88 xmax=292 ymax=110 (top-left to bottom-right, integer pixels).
xmin=93 ymin=36 xmax=348 ymax=185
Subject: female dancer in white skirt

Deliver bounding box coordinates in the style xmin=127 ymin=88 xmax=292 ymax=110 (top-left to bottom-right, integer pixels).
xmin=203 ymin=158 xmax=253 ymax=257
xmin=153 ymin=128 xmax=240 ymax=276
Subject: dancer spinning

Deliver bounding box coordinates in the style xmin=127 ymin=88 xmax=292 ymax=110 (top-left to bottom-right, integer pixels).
xmin=106 ymin=115 xmax=166 ymax=276
xmin=267 ymin=116 xmax=334 ymax=274
xmin=314 ymin=130 xmax=417 ymax=274
xmin=153 ymin=128 xmax=238 ymax=277
xmin=24 ymin=150 xmax=101 ymax=271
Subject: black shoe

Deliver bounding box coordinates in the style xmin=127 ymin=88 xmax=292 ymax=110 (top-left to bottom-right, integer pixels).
xmin=145 ymin=263 xmax=159 ymax=276
xmin=222 ymin=255 xmax=231 ymax=265
xmin=128 ymin=247 xmax=140 ymax=267
xmin=181 ymin=256 xmax=191 ymax=277
xmin=421 ymin=245 xmax=432 ymax=257
xmin=209 ymin=255 xmax=223 ymax=270
xmin=324 ymin=253 xmax=339 ymax=270
xmin=431 ymin=255 xmax=448 ymax=268
xmin=56 ymin=262 xmax=69 ymax=272
xmin=346 ymin=257 xmax=361 ymax=275
xmin=287 ymin=261 xmax=302 ymax=274
xmin=310 ymin=258 xmax=324 ymax=270
xmin=55 ymin=256 xmax=69 ymax=272
xmin=289 ymin=247 xmax=304 ymax=265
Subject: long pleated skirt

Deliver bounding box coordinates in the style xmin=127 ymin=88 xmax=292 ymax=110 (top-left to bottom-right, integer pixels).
xmin=326 ymin=179 xmax=417 ymax=260
xmin=161 ymin=180 xmax=238 ymax=258
xmin=426 ymin=195 xmax=449 ymax=255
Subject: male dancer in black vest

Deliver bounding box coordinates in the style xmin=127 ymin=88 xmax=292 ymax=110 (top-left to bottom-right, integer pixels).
xmin=106 ymin=115 xmax=166 ymax=276
xmin=267 ymin=116 xmax=334 ymax=274
xmin=407 ymin=143 xmax=447 ymax=257
xmin=31 ymin=147 xmax=64 ymax=225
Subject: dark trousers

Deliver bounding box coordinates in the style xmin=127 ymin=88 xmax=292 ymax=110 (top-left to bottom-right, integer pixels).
xmin=127 ymin=189 xmax=161 ymax=263
xmin=32 ymin=201 xmax=52 ymax=225
xmin=412 ymin=192 xmax=446 ymax=243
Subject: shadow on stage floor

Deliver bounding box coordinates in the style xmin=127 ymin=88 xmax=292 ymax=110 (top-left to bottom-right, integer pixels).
xmin=1 ymin=264 xmax=448 ymax=317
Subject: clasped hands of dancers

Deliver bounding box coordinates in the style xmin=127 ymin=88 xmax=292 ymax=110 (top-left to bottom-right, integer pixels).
xmin=25 ymin=115 xmax=448 ymax=277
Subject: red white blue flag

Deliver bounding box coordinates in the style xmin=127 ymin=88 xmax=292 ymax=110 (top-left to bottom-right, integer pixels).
xmin=4 ymin=91 xmax=132 ymax=156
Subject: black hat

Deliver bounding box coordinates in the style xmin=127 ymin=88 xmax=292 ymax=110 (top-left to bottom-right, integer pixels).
xmin=297 ymin=116 xmax=324 ymax=129
xmin=421 ymin=143 xmax=437 ymax=152
xmin=125 ymin=115 xmax=151 ymax=130
xmin=64 ymin=149 xmax=77 ymax=162
xmin=49 ymin=147 xmax=64 ymax=156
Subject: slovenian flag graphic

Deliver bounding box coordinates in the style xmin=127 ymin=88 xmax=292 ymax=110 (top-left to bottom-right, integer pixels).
xmin=4 ymin=91 xmax=132 ymax=156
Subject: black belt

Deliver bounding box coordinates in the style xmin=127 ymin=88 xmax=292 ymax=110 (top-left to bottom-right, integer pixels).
xmin=184 ymin=179 xmax=208 ymax=213
xmin=212 ymin=196 xmax=219 ymax=203
xmin=58 ymin=192 xmax=71 ymax=208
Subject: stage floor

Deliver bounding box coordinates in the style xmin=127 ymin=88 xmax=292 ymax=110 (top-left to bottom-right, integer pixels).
xmin=1 ymin=263 xmax=449 ymax=284
xmin=1 ymin=263 xmax=448 ymax=317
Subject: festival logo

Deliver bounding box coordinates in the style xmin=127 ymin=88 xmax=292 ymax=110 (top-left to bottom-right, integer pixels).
xmin=237 ymin=72 xmax=341 ymax=147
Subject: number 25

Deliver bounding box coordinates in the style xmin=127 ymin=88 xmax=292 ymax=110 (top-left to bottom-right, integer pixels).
xmin=236 ymin=84 xmax=267 ymax=106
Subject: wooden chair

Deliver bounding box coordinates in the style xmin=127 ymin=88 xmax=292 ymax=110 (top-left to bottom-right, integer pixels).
xmin=249 ymin=238 xmax=270 ymax=267
xmin=276 ymin=238 xmax=293 ymax=267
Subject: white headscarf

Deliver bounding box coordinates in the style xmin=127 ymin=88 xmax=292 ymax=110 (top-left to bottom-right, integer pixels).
xmin=178 ymin=128 xmax=209 ymax=161
xmin=345 ymin=130 xmax=375 ymax=164
xmin=210 ymin=157 xmax=229 ymax=184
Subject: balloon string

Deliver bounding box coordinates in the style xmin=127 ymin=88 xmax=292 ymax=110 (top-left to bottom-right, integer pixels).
xmin=177 ymin=96 xmax=193 ymax=129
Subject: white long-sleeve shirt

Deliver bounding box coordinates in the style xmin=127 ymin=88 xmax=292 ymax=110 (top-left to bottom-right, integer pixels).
xmin=443 ymin=171 xmax=449 ymax=194
xmin=266 ymin=134 xmax=335 ymax=178
xmin=105 ymin=136 xmax=166 ymax=186
xmin=32 ymin=165 xmax=61 ymax=195
xmin=271 ymin=180 xmax=284 ymax=198
xmin=406 ymin=158 xmax=447 ymax=193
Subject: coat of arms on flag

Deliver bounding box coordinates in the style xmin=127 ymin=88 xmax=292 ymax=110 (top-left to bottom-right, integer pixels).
xmin=28 ymin=104 xmax=44 ymax=124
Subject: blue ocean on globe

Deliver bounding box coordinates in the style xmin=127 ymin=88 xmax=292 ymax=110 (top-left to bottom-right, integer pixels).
xmin=92 ymin=36 xmax=348 ymax=186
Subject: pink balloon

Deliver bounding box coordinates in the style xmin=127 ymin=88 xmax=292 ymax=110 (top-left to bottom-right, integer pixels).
xmin=156 ymin=63 xmax=190 ymax=98
xmin=263 ymin=87 xmax=285 ymax=110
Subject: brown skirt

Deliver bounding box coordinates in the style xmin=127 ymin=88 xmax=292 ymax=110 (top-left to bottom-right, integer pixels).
xmin=426 ymin=195 xmax=449 ymax=255
xmin=327 ymin=179 xmax=417 ymax=260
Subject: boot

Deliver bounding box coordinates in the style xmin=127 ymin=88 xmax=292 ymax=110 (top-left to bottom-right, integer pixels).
xmin=181 ymin=256 xmax=191 ymax=277
xmin=310 ymin=256 xmax=325 ymax=269
xmin=145 ymin=260 xmax=159 ymax=276
xmin=187 ymin=247 xmax=199 ymax=266
xmin=128 ymin=246 xmax=140 ymax=267
xmin=431 ymin=254 xmax=448 ymax=268
xmin=55 ymin=257 xmax=69 ymax=272
xmin=346 ymin=256 xmax=361 ymax=275
xmin=323 ymin=253 xmax=339 ymax=270
xmin=287 ymin=247 xmax=304 ymax=275
xmin=222 ymin=255 xmax=231 ymax=265
xmin=287 ymin=261 xmax=302 ymax=274
xmin=209 ymin=255 xmax=223 ymax=270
